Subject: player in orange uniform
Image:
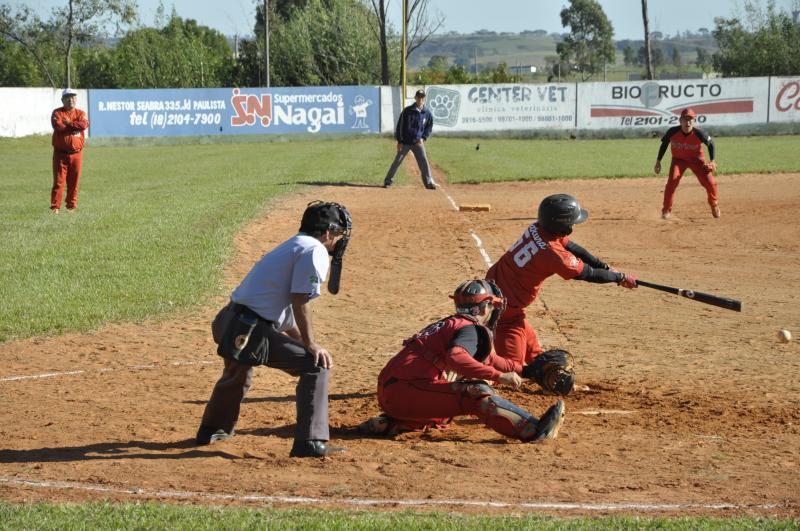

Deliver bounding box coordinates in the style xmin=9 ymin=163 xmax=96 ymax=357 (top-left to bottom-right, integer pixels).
xmin=486 ymin=194 xmax=637 ymax=381
xmin=654 ymin=107 xmax=719 ymax=219
xmin=359 ymin=279 xmax=566 ymax=442
xmin=50 ymin=88 xmax=89 ymax=213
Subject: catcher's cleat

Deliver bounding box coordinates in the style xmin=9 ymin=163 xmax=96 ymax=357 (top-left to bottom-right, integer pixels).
xmin=711 ymin=204 xmax=721 ymax=218
xmin=358 ymin=414 xmax=398 ymax=436
xmin=533 ymin=400 xmax=565 ymax=441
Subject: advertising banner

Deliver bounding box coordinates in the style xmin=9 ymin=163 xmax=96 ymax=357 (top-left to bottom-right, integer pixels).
xmin=577 ymin=78 xmax=770 ymax=129
xmin=89 ymin=86 xmax=380 ymax=137
xmin=769 ymin=77 xmax=800 ymax=123
xmin=424 ymin=83 xmax=576 ymax=132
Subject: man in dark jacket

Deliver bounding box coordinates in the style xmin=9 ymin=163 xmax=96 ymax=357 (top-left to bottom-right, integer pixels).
xmin=383 ymin=89 xmax=436 ymax=190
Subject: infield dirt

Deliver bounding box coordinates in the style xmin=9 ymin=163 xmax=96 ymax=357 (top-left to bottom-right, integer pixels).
xmin=1 ymin=167 xmax=799 ymax=516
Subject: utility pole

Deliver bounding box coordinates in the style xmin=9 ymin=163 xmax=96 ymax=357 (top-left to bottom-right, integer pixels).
xmin=401 ymin=0 xmax=407 ymax=103
xmin=264 ymin=0 xmax=270 ymax=87
xmin=474 ymin=47 xmax=478 ymax=79
xmin=642 ymin=0 xmax=653 ymax=80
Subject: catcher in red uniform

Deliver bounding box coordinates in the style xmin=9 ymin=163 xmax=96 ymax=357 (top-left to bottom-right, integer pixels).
xmin=486 ymin=194 xmax=638 ymax=394
xmin=654 ymin=107 xmax=719 ymax=219
xmin=359 ymin=279 xmax=566 ymax=442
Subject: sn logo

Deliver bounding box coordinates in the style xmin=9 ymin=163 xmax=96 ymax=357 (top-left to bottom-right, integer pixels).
xmin=231 ymin=88 xmax=272 ymax=127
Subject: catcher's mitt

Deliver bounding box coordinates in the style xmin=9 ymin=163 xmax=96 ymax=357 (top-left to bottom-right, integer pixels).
xmin=521 ymin=349 xmax=575 ymax=396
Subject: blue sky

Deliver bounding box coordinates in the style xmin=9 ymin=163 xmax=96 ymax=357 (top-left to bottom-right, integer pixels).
xmin=14 ymin=0 xmax=799 ymax=39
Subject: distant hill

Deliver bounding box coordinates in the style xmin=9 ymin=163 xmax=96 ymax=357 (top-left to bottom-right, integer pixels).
xmin=408 ymin=30 xmax=719 ymax=75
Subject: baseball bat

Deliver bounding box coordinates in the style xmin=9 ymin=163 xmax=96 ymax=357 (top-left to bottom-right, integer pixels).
xmin=636 ymin=279 xmax=742 ymax=312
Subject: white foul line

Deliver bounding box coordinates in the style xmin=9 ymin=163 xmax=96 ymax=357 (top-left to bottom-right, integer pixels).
xmin=0 ymin=360 xmax=216 ymax=383
xmin=469 ymin=230 xmax=494 ymax=268
xmin=0 ymin=477 xmax=780 ymax=513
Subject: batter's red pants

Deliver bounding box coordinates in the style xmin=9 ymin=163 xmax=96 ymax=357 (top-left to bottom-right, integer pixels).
xmin=662 ymin=158 xmax=718 ymax=214
xmin=51 ymin=151 xmax=83 ymax=210
xmin=493 ymin=307 xmax=543 ymax=366
xmin=378 ymin=378 xmax=528 ymax=439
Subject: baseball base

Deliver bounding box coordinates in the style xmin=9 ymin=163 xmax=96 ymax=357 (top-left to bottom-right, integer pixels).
xmin=459 ymin=203 xmax=491 ymax=212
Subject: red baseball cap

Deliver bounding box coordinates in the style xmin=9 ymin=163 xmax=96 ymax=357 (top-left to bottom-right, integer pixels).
xmin=680 ymin=108 xmax=696 ymax=118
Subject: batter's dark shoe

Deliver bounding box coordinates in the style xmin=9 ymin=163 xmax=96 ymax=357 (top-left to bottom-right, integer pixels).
xmin=532 ymin=400 xmax=565 ymax=441
xmin=383 ymin=181 xmax=392 ymax=188
xmin=289 ymin=440 xmax=346 ymax=458
xmin=196 ymin=425 xmax=233 ymax=445
xmin=424 ymin=181 xmax=437 ymax=190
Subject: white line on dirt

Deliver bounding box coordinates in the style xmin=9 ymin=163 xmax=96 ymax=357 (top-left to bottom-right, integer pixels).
xmin=0 ymin=476 xmax=779 ymax=512
xmin=0 ymin=360 xmax=216 ymax=383
xmin=469 ymin=230 xmax=494 ymax=268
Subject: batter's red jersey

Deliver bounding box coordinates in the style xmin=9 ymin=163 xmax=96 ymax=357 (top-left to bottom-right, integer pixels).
xmin=486 ymin=222 xmax=584 ymax=310
xmin=379 ymin=315 xmax=520 ymax=385
xmin=661 ymin=125 xmax=711 ymax=161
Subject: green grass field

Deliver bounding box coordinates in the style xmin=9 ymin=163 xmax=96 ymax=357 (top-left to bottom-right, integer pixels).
xmin=2 ymin=133 xmax=799 ymax=526
xmin=2 ymin=135 xmax=799 ymax=342
xmin=0 ymin=501 xmax=796 ymax=530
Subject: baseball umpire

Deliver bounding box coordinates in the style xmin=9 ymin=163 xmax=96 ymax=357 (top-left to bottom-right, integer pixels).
xmin=383 ymin=89 xmax=436 ymax=190
xmin=196 ymin=200 xmax=352 ymax=458
xmin=359 ymin=279 xmax=566 ymax=442
xmin=486 ymin=194 xmax=637 ymax=395
xmin=654 ymin=107 xmax=720 ymax=219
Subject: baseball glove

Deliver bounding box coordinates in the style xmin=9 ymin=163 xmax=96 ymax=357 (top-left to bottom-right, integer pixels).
xmin=521 ymin=349 xmax=576 ymax=396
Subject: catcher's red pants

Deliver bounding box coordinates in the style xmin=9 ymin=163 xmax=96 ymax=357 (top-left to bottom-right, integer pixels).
xmin=493 ymin=307 xmax=543 ymax=366
xmin=377 ymin=378 xmax=512 ymax=437
xmin=51 ymin=150 xmax=83 ymax=210
xmin=662 ymin=158 xmax=718 ymax=214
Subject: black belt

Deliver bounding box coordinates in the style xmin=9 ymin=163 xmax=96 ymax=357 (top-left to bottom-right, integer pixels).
xmin=57 ymin=149 xmax=81 ymax=154
xmin=230 ymin=303 xmax=274 ymax=326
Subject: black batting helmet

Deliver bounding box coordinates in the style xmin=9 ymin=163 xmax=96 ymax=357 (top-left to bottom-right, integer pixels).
xmin=537 ymin=194 xmax=588 ymax=236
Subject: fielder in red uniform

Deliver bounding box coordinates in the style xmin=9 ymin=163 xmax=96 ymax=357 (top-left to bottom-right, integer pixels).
xmin=486 ymin=194 xmax=637 ymax=378
xmin=654 ymin=107 xmax=719 ymax=219
xmin=359 ymin=279 xmax=566 ymax=442
xmin=50 ymin=88 xmax=89 ymax=213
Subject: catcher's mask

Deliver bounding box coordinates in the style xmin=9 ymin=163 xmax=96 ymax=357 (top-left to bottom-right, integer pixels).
xmin=537 ymin=194 xmax=588 ymax=236
xmin=450 ymin=279 xmax=506 ymax=329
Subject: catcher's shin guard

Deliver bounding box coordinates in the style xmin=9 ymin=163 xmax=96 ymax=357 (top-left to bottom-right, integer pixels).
xmin=476 ymin=393 xmax=541 ymax=441
xmin=533 ymin=400 xmax=566 ymax=441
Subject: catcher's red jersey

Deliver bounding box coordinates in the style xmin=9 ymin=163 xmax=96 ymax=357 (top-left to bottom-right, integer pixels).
xmin=379 ymin=315 xmax=519 ymax=385
xmin=661 ymin=125 xmax=711 ymax=161
xmin=487 ymin=222 xmax=584 ymax=309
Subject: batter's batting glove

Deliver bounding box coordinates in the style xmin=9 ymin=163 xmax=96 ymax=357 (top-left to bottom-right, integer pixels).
xmin=703 ymin=161 xmax=717 ymax=173
xmin=618 ymin=273 xmax=638 ymax=289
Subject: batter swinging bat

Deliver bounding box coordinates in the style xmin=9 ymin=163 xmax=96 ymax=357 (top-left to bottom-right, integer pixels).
xmin=636 ymin=279 xmax=742 ymax=312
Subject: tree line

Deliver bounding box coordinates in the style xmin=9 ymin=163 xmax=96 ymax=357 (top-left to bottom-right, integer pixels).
xmin=1 ymin=0 xmax=798 ymax=89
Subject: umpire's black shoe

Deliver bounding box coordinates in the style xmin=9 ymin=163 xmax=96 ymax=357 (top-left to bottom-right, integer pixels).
xmin=424 ymin=181 xmax=437 ymax=190
xmin=289 ymin=439 xmax=346 ymax=458
xmin=196 ymin=425 xmax=233 ymax=446
xmin=383 ymin=181 xmax=392 ymax=188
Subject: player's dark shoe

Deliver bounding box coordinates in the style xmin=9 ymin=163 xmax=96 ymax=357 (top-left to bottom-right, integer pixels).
xmin=195 ymin=425 xmax=233 ymax=445
xmin=383 ymin=181 xmax=392 ymax=188
xmin=289 ymin=440 xmax=346 ymax=458
xmin=532 ymin=400 xmax=565 ymax=441
xmin=424 ymin=181 xmax=437 ymax=190
xmin=358 ymin=414 xmax=399 ymax=436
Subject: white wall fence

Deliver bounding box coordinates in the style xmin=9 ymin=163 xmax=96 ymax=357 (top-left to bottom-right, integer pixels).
xmin=2 ymin=77 xmax=798 ymax=139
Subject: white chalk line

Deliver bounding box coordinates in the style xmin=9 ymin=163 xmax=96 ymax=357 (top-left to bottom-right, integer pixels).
xmin=0 ymin=360 xmax=216 ymax=383
xmin=469 ymin=230 xmax=494 ymax=268
xmin=0 ymin=477 xmax=780 ymax=512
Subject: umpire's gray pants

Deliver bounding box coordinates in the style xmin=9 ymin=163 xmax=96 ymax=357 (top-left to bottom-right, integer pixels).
xmin=200 ymin=321 xmax=329 ymax=442
xmin=384 ymin=142 xmax=433 ymax=186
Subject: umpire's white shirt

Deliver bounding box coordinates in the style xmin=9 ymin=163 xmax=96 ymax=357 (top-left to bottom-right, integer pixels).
xmin=231 ymin=233 xmax=329 ymax=332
